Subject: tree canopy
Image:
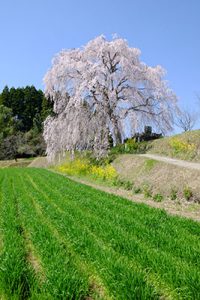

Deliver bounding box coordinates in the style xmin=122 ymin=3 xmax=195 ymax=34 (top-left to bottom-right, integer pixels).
xmin=43 ymin=36 xmax=178 ymax=160
xmin=0 ymin=85 xmax=53 ymax=160
xmin=0 ymin=105 xmax=15 ymax=139
xmin=0 ymin=85 xmax=53 ymax=131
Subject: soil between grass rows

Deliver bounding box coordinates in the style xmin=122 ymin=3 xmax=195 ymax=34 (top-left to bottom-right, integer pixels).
xmin=0 ymin=168 xmax=199 ymax=299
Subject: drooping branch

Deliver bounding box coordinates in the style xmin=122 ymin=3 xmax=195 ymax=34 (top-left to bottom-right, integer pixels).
xmin=43 ymin=35 xmax=178 ymax=161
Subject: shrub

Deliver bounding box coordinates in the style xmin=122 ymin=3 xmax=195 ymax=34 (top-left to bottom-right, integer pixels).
xmin=183 ymin=186 xmax=193 ymax=201
xmin=113 ymin=178 xmax=134 ymax=190
xmin=124 ymin=138 xmax=138 ymax=152
xmin=136 ymin=141 xmax=152 ymax=153
xmin=110 ymin=144 xmax=125 ymax=155
xmin=170 ymin=188 xmax=178 ymax=200
xmin=133 ymin=186 xmax=142 ymax=194
xmin=143 ymin=184 xmax=152 ymax=198
xmin=153 ymin=193 xmax=164 ymax=202
xmin=110 ymin=140 xmax=151 ymax=156
xmin=113 ymin=178 xmax=124 ymax=187
xmin=123 ymin=180 xmax=134 ymax=191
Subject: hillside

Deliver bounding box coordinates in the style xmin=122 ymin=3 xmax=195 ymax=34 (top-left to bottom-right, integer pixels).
xmin=17 ymin=130 xmax=200 ymax=221
xmin=113 ymin=154 xmax=200 ymax=202
xmin=26 ymin=131 xmax=200 ymax=219
xmin=147 ymin=130 xmax=200 ymax=162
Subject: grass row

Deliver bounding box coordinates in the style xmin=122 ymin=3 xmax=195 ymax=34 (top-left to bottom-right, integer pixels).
xmin=0 ymin=168 xmax=200 ymax=299
xmin=13 ymin=172 xmax=91 ymax=299
xmin=21 ymin=171 xmax=158 ymax=299
xmin=0 ymin=173 xmax=37 ymax=299
xmin=26 ymin=169 xmax=200 ymax=299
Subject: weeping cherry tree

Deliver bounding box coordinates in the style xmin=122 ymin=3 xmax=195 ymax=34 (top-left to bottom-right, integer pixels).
xmin=43 ymin=35 xmax=178 ymax=161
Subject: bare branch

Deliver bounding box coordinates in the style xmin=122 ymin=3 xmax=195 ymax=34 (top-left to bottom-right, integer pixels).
xmin=175 ymin=109 xmax=198 ymax=132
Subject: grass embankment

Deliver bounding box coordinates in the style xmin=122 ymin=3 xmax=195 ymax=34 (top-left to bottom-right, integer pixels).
xmin=0 ymin=168 xmax=200 ymax=299
xmin=113 ymin=155 xmax=200 ymax=202
xmin=0 ymin=158 xmax=33 ymax=168
xmin=148 ymin=130 xmax=200 ymax=162
xmin=55 ymin=152 xmax=200 ymax=204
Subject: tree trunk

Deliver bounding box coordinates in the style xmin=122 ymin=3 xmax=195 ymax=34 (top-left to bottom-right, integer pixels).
xmin=112 ymin=117 xmax=122 ymax=145
xmin=70 ymin=149 xmax=75 ymax=160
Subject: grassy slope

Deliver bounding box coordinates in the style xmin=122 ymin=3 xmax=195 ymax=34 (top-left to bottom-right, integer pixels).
xmin=112 ymin=154 xmax=200 ymax=200
xmin=0 ymin=168 xmax=200 ymax=299
xmin=112 ymin=130 xmax=200 ymax=201
xmin=147 ymin=130 xmax=200 ymax=162
xmin=0 ymin=158 xmax=34 ymax=168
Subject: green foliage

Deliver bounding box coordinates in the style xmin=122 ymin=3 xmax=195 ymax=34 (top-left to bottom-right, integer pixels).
xmin=133 ymin=186 xmax=142 ymax=194
xmin=84 ymin=150 xmax=114 ymax=166
xmin=0 ymin=134 xmax=19 ymax=160
xmin=153 ymin=193 xmax=164 ymax=202
xmin=1 ymin=86 xmax=41 ymax=131
xmin=41 ymin=95 xmax=54 ymax=121
xmin=0 ymin=85 xmax=53 ymax=132
xmin=110 ymin=143 xmax=125 ymax=155
xmin=170 ymin=188 xmax=178 ymax=200
xmin=123 ymin=180 xmax=134 ymax=190
xmin=111 ymin=140 xmax=151 ymax=155
xmin=183 ymin=186 xmax=193 ymax=201
xmin=113 ymin=178 xmax=134 ymax=190
xmin=143 ymin=184 xmax=152 ymax=198
xmin=113 ymin=177 xmax=126 ymax=187
xmin=0 ymin=105 xmax=15 ymax=138
xmin=32 ymin=113 xmax=43 ymax=133
xmin=0 ymin=174 xmax=37 ymax=298
xmin=0 ymin=85 xmax=52 ymax=160
xmin=0 ymin=168 xmax=199 ymax=299
xmin=0 ymin=105 xmax=19 ymax=160
xmin=18 ymin=130 xmax=46 ymax=158
xmin=0 ymin=85 xmax=9 ymax=106
xmin=124 ymin=138 xmax=138 ymax=152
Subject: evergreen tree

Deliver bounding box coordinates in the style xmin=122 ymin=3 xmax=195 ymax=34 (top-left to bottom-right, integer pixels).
xmin=0 ymin=85 xmax=52 ymax=160
xmin=0 ymin=104 xmax=15 ymax=138
xmin=0 ymin=86 xmax=10 ymax=106
xmin=41 ymin=95 xmax=53 ymax=121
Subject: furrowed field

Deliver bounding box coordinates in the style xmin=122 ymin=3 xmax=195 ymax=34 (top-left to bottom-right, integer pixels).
xmin=0 ymin=168 xmax=199 ymax=299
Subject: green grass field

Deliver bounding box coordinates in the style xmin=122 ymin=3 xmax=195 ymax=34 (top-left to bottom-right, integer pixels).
xmin=0 ymin=168 xmax=199 ymax=299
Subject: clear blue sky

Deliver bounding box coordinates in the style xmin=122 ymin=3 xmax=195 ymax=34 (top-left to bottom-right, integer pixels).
xmin=0 ymin=0 xmax=200 ymax=129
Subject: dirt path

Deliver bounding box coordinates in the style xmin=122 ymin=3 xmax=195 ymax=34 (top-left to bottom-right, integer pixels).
xmin=139 ymin=154 xmax=200 ymax=170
